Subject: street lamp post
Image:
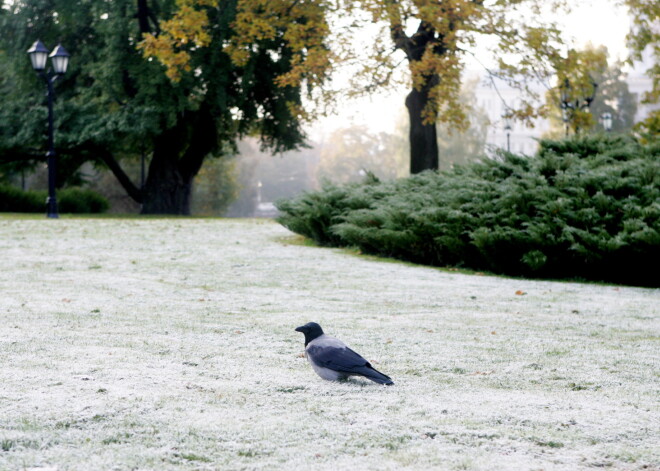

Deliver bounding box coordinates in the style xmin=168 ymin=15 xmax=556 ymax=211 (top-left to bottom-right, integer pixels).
xmin=27 ymin=40 xmax=70 ymax=218
xmin=503 ymin=116 xmax=512 ymax=152
xmin=560 ymin=77 xmax=598 ymax=137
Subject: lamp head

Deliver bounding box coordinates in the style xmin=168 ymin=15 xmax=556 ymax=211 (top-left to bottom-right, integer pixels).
xmin=49 ymin=44 xmax=70 ymax=75
xmin=27 ymin=40 xmax=49 ymax=71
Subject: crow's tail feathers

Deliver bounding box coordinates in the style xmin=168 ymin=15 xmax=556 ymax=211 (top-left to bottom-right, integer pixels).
xmin=361 ymin=364 xmax=394 ymax=385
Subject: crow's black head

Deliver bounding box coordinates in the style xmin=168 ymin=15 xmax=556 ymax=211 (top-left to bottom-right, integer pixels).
xmin=295 ymin=322 xmax=324 ymax=346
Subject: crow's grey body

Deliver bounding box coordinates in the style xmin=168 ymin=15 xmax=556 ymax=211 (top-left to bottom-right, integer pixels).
xmin=306 ymin=335 xmax=350 ymax=381
xmin=295 ymin=322 xmax=394 ymax=385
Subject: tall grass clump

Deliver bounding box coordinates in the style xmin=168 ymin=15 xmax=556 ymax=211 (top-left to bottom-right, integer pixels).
xmin=276 ymin=135 xmax=660 ymax=286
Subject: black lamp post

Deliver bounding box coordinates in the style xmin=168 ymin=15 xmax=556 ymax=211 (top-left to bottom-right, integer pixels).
xmin=27 ymin=40 xmax=70 ymax=218
xmin=560 ymin=77 xmax=598 ymax=137
xmin=503 ymin=116 xmax=512 ymax=152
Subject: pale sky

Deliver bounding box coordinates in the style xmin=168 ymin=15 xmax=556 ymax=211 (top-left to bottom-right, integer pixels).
xmin=309 ymin=1 xmax=632 ymax=139
xmin=564 ymin=2 xmax=630 ymax=61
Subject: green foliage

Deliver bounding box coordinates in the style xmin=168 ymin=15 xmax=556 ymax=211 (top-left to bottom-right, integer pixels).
xmin=0 ymin=0 xmax=316 ymax=214
xmin=277 ymin=135 xmax=660 ymax=286
xmin=0 ymin=185 xmax=109 ymax=213
xmin=58 ymin=188 xmax=110 ymax=213
xmin=276 ymin=172 xmax=388 ymax=246
xmin=0 ymin=184 xmax=44 ymax=212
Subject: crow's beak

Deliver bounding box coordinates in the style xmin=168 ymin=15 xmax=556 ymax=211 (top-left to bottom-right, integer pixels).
xmin=295 ymin=326 xmax=306 ymax=333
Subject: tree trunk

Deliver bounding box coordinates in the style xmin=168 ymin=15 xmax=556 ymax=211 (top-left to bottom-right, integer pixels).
xmin=140 ymin=107 xmax=216 ymax=215
xmin=97 ymin=105 xmax=216 ymax=215
xmin=140 ymin=152 xmax=193 ymax=215
xmin=406 ymin=83 xmax=439 ymax=174
xmin=394 ymin=21 xmax=443 ymax=174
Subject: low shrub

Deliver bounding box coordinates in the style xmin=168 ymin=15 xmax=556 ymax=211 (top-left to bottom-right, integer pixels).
xmin=0 ymin=184 xmax=44 ymax=212
xmin=0 ymin=185 xmax=109 ymax=213
xmin=58 ymin=188 xmax=109 ymax=213
xmin=276 ymin=135 xmax=660 ymax=286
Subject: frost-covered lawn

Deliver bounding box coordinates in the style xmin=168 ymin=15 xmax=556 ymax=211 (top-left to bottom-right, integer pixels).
xmin=0 ymin=217 xmax=658 ymax=471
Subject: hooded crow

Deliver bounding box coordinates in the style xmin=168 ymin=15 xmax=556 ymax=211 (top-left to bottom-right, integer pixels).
xmin=295 ymin=322 xmax=394 ymax=385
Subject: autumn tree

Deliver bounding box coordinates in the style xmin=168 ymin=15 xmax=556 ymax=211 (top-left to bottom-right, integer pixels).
xmin=311 ymin=80 xmax=487 ymax=185
xmin=157 ymin=1 xmax=579 ymax=174
xmin=354 ymin=1 xmax=586 ymax=173
xmin=0 ymin=0 xmax=329 ymax=214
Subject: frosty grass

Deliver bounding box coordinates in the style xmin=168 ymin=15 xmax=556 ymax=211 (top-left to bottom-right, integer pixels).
xmin=0 ymin=217 xmax=658 ymax=471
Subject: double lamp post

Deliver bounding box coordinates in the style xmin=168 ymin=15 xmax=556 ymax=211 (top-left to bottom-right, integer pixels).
xmin=27 ymin=40 xmax=70 ymax=218
xmin=559 ymin=77 xmax=597 ymax=137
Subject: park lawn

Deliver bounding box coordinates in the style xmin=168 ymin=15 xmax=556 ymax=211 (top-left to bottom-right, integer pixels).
xmin=0 ymin=217 xmax=658 ymax=470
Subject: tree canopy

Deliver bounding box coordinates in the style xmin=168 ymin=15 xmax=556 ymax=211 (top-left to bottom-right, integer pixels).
xmin=155 ymin=0 xmax=660 ymax=171
xmin=151 ymin=0 xmax=581 ymax=172
xmin=0 ymin=0 xmax=325 ymax=214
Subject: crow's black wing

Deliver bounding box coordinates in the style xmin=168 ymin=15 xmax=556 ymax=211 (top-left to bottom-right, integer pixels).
xmin=307 ymin=342 xmax=394 ymax=385
xmin=307 ymin=345 xmax=369 ymax=374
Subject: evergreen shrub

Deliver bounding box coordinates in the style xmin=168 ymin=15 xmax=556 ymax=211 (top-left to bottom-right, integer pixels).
xmin=58 ymin=188 xmax=110 ymax=213
xmin=0 ymin=185 xmax=109 ymax=213
xmin=0 ymin=184 xmax=44 ymax=212
xmin=276 ymin=135 xmax=660 ymax=286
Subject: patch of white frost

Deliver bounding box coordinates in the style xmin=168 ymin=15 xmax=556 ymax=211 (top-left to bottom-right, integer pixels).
xmin=0 ymin=217 xmax=658 ymax=470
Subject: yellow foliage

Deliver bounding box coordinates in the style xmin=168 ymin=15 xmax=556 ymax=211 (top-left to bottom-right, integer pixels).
xmin=138 ymin=0 xmax=218 ymax=82
xmin=138 ymin=0 xmax=584 ymax=132
xmin=228 ymin=0 xmax=332 ymax=91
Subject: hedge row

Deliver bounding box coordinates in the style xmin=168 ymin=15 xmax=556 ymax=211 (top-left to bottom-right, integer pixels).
xmin=0 ymin=185 xmax=109 ymax=213
xmin=276 ymin=135 xmax=660 ymax=287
